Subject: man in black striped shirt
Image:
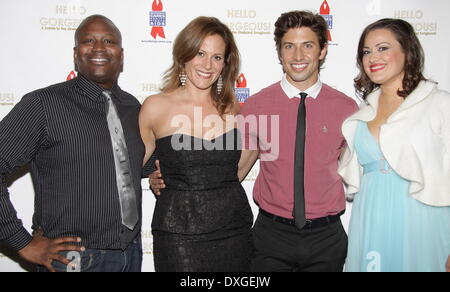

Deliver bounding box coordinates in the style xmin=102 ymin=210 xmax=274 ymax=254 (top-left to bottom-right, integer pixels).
xmin=0 ymin=15 xmax=145 ymax=272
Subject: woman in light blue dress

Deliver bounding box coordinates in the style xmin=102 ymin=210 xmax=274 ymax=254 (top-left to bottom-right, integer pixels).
xmin=345 ymin=122 xmax=450 ymax=272
xmin=339 ymin=19 xmax=450 ymax=272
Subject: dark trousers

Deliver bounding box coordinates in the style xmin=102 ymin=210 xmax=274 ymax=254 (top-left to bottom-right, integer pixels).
xmin=37 ymin=236 xmax=142 ymax=272
xmin=251 ymin=212 xmax=348 ymax=272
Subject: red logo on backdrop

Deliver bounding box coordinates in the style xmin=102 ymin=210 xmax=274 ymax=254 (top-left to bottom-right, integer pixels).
xmin=152 ymin=0 xmax=163 ymax=11
xmin=236 ymin=73 xmax=247 ymax=88
xmin=320 ymin=0 xmax=333 ymax=42
xmin=320 ymin=0 xmax=330 ymax=14
xmin=67 ymin=70 xmax=77 ymax=81
xmin=235 ymin=73 xmax=250 ymax=105
xmin=150 ymin=0 xmax=166 ymax=39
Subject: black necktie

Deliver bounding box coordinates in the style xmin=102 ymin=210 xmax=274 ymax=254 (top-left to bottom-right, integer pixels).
xmin=293 ymin=92 xmax=307 ymax=229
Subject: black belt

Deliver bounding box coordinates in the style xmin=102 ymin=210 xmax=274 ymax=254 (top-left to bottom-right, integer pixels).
xmin=259 ymin=209 xmax=344 ymax=229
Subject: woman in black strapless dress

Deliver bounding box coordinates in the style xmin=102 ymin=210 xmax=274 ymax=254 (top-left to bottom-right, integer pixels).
xmin=152 ymin=130 xmax=253 ymax=271
xmin=139 ymin=17 xmax=255 ymax=272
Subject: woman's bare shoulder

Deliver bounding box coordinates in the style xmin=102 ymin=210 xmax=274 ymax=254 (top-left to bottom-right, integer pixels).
xmin=141 ymin=92 xmax=175 ymax=113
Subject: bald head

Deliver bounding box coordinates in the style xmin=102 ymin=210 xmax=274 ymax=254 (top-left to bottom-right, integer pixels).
xmin=75 ymin=15 xmax=122 ymax=47
xmin=73 ymin=14 xmax=124 ymax=89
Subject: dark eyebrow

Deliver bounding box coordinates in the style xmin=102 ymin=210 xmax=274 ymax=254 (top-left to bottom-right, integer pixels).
xmin=282 ymin=41 xmax=315 ymax=46
xmin=364 ymin=42 xmax=392 ymax=49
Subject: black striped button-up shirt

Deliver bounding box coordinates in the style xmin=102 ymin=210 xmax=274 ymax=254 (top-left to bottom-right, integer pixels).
xmin=0 ymin=75 xmax=145 ymax=251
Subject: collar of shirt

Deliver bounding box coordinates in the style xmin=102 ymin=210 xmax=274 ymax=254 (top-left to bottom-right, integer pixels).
xmin=75 ymin=74 xmax=122 ymax=103
xmin=280 ymin=74 xmax=322 ymax=100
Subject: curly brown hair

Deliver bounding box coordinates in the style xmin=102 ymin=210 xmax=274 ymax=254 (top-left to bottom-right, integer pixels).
xmin=274 ymin=11 xmax=329 ymax=72
xmin=355 ymin=18 xmax=426 ymax=100
xmin=162 ymin=16 xmax=240 ymax=117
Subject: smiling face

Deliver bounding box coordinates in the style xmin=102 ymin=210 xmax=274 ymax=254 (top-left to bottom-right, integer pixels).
xmin=184 ymin=34 xmax=226 ymax=92
xmin=74 ymin=16 xmax=123 ymax=89
xmin=362 ymin=28 xmax=406 ymax=91
xmin=280 ymin=27 xmax=327 ymax=91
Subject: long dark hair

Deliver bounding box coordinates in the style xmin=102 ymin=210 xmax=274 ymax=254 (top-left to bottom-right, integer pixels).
xmin=162 ymin=16 xmax=240 ymax=117
xmin=355 ymin=18 xmax=425 ymax=100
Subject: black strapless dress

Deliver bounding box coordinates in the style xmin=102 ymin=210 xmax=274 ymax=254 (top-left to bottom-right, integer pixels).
xmin=152 ymin=129 xmax=254 ymax=272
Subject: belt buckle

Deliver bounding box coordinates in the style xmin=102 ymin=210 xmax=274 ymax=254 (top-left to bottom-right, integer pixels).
xmin=304 ymin=219 xmax=313 ymax=229
xmin=379 ymin=158 xmax=392 ymax=174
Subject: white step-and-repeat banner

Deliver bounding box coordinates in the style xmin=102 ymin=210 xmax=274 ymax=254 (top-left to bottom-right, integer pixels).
xmin=0 ymin=0 xmax=449 ymax=272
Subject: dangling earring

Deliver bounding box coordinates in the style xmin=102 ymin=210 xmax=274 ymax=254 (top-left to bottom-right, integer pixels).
xmin=217 ymin=75 xmax=223 ymax=95
xmin=179 ymin=71 xmax=187 ymax=87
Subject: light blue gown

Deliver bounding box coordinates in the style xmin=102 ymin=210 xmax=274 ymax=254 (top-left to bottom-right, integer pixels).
xmin=345 ymin=122 xmax=450 ymax=272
